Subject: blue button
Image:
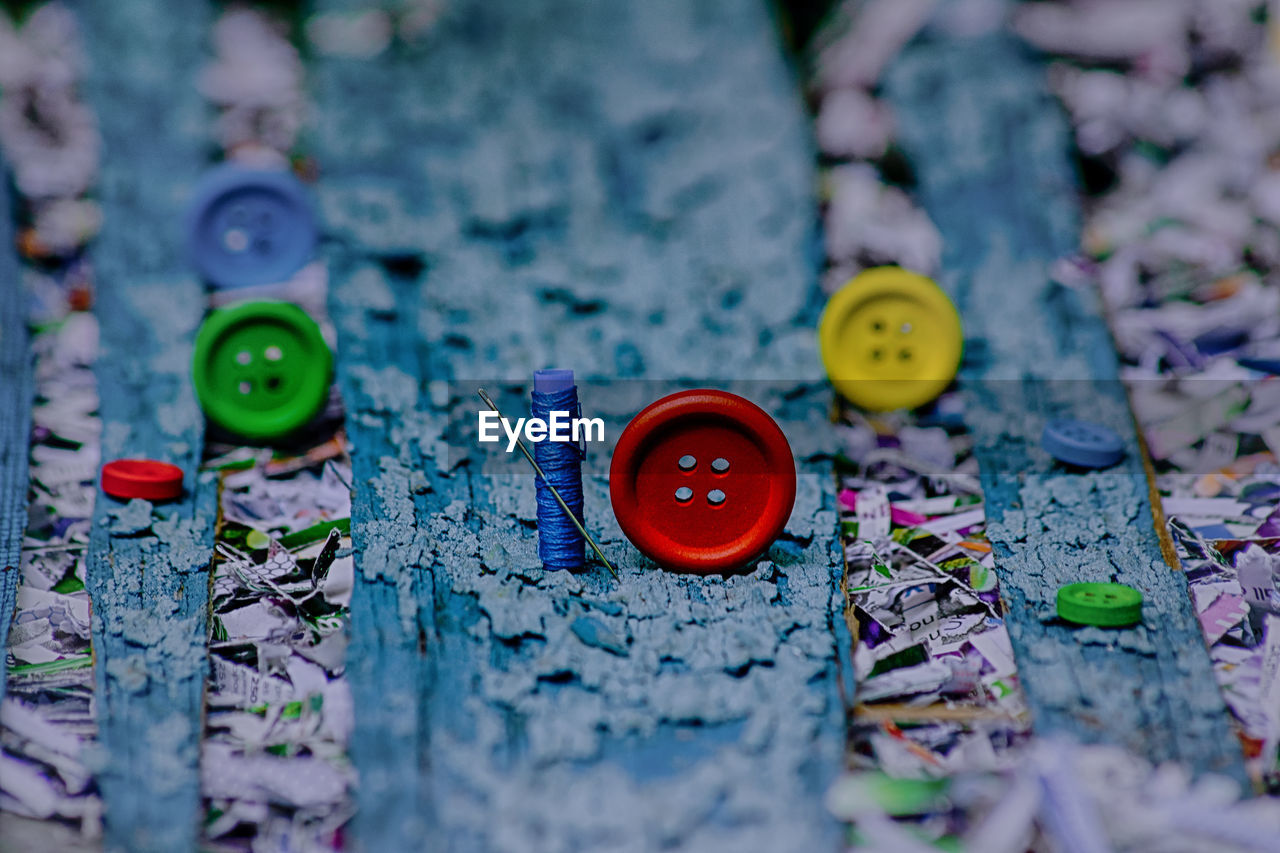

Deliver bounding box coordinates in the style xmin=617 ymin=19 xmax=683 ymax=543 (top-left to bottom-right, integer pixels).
xmin=1238 ymin=356 xmax=1280 ymax=375
xmin=1041 ymin=419 xmax=1125 ymax=469
xmin=185 ymin=164 xmax=317 ymax=289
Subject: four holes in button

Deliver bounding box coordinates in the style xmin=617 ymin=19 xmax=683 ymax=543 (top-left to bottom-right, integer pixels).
xmin=222 ymin=203 xmax=277 ymax=256
xmin=869 ymin=316 xmax=915 ymax=363
xmin=234 ymin=346 xmax=288 ymax=395
xmin=672 ymin=455 xmax=730 ymax=506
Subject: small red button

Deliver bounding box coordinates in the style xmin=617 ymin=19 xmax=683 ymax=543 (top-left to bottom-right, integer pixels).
xmin=609 ymin=390 xmax=796 ymax=574
xmin=101 ymin=459 xmax=184 ymax=502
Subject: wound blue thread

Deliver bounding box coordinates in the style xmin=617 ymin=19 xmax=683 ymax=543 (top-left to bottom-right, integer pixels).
xmin=532 ymin=368 xmax=585 ymax=570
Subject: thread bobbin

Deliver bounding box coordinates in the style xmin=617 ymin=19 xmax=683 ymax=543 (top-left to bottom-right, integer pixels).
xmin=531 ymin=368 xmax=585 ymax=570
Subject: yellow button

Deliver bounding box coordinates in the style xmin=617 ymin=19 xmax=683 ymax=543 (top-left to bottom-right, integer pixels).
xmin=818 ymin=267 xmax=963 ymax=412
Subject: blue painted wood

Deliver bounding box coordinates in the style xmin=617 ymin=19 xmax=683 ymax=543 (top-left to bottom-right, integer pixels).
xmin=882 ymin=13 xmax=1247 ymax=781
xmin=77 ymin=1 xmax=218 ymax=849
xmin=311 ymin=0 xmax=849 ymax=849
xmin=0 ymin=159 xmax=34 ymax=711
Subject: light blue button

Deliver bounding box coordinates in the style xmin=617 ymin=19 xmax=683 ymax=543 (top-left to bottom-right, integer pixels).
xmin=185 ymin=164 xmax=316 ymax=289
xmin=1042 ymin=419 xmax=1125 ymax=469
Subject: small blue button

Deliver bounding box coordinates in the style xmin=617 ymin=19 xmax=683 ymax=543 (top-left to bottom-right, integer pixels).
xmin=1238 ymin=356 xmax=1280 ymax=375
xmin=1041 ymin=419 xmax=1125 ymax=469
xmin=185 ymin=164 xmax=317 ymax=289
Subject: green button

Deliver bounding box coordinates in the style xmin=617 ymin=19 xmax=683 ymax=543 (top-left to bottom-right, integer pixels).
xmin=828 ymin=771 xmax=949 ymax=817
xmin=1057 ymin=582 xmax=1143 ymax=627
xmin=193 ymin=301 xmax=332 ymax=441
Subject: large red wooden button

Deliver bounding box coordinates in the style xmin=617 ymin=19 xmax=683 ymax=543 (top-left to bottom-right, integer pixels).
xmin=101 ymin=459 xmax=184 ymax=502
xmin=609 ymin=390 xmax=796 ymax=574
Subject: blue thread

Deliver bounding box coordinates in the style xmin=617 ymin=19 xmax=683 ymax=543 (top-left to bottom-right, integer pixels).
xmin=532 ymin=369 xmax=585 ymax=570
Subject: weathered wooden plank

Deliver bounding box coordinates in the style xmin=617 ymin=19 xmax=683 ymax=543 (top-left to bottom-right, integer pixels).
xmin=78 ymin=1 xmax=219 ymax=849
xmin=311 ymin=0 xmax=850 ymax=849
xmin=882 ymin=14 xmax=1247 ymax=780
xmin=0 ymin=157 xmax=34 ymax=710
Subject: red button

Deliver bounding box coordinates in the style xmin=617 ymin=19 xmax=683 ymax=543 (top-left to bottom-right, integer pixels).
xmin=101 ymin=459 xmax=184 ymax=502
xmin=609 ymin=390 xmax=796 ymax=574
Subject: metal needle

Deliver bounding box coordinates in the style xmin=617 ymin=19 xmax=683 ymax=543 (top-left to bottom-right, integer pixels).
xmin=477 ymin=389 xmax=618 ymax=579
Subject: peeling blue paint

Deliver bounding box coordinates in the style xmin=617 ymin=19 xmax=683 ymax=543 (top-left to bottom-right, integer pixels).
xmin=569 ymin=616 xmax=628 ymax=656
xmin=78 ymin=0 xmax=218 ymax=849
xmin=311 ymin=0 xmax=847 ymax=848
xmin=0 ymin=156 xmax=33 ymax=712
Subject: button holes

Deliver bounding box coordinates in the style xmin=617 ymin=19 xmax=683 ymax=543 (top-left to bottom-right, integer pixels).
xmin=264 ymin=345 xmax=284 ymax=362
xmin=900 ymin=322 xmax=912 ymax=334
xmin=871 ymin=320 xmax=885 ymax=333
xmin=678 ymin=454 xmax=697 ymax=471
xmin=871 ymin=349 xmax=883 ymax=361
xmin=707 ymin=489 xmax=726 ymax=506
xmin=675 ymin=487 xmax=693 ymax=503
xmin=228 ymin=206 xmax=249 ymax=225
xmin=898 ymin=349 xmax=912 ymax=361
xmin=711 ymin=457 xmax=730 ymax=473
xmin=254 ymin=238 xmax=273 ymax=255
xmin=224 ymin=228 xmax=250 ymax=253
xmin=265 ymin=376 xmax=283 ymax=392
xmin=235 ymin=350 xmax=252 ymax=365
xmin=238 ymin=380 xmax=253 ymax=395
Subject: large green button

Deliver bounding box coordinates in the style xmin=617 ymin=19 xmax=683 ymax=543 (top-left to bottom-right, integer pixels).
xmin=192 ymin=301 xmax=332 ymax=441
xmin=826 ymin=771 xmax=949 ymax=817
xmin=1056 ymin=582 xmax=1143 ymax=628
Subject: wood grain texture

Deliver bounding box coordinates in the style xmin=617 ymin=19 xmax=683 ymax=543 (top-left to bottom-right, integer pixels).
xmin=0 ymin=157 xmax=34 ymax=711
xmin=77 ymin=1 xmax=218 ymax=849
xmin=310 ymin=1 xmax=851 ymax=849
xmin=882 ymin=15 xmax=1247 ymax=781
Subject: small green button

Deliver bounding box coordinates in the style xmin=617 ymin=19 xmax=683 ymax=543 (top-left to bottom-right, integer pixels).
xmin=1057 ymin=582 xmax=1143 ymax=627
xmin=192 ymin=301 xmax=332 ymax=442
xmin=828 ymin=771 xmax=949 ymax=817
